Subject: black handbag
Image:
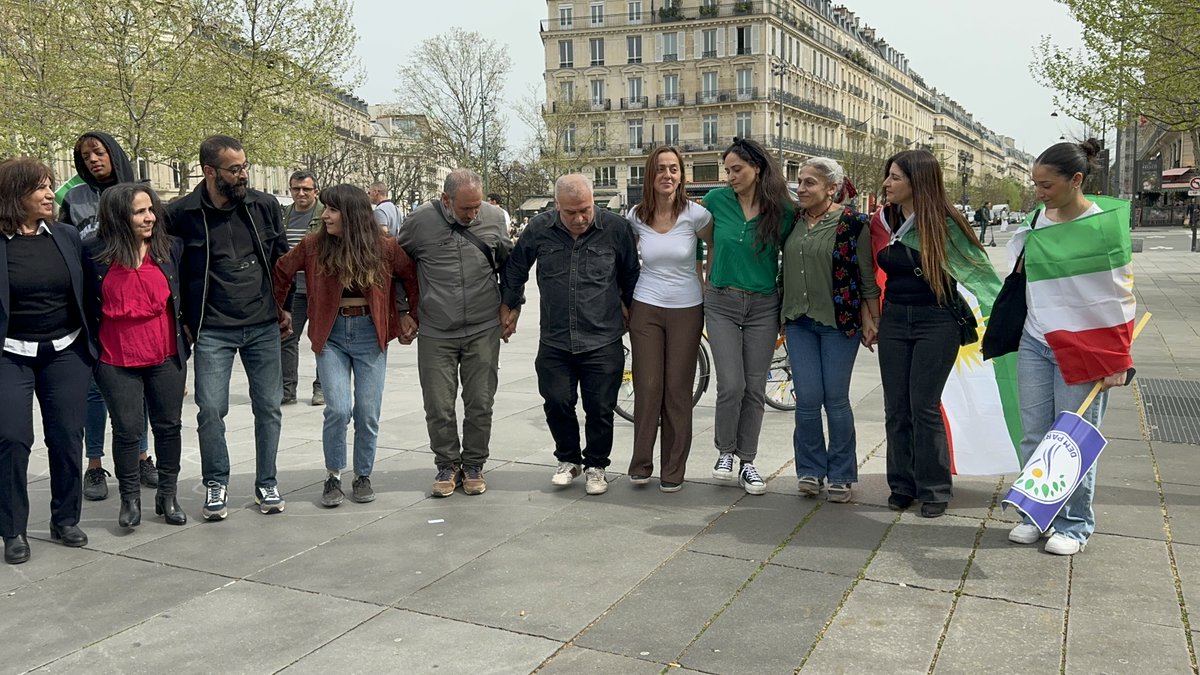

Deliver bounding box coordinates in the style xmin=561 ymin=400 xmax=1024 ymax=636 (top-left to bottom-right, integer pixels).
xmin=981 ymin=209 xmax=1041 ymax=360
xmin=949 ymin=289 xmax=979 ymax=346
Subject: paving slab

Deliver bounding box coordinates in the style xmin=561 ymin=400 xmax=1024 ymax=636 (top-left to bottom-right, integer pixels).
xmin=1090 ymin=479 xmax=1169 ymax=542
xmin=0 ymin=544 xmax=106 ymax=595
xmin=575 ymin=550 xmax=760 ymax=662
xmin=801 ymin=579 xmax=952 ymax=675
xmin=1069 ymin=534 xmax=1183 ymax=628
xmin=535 ymin=646 xmax=670 ymax=674
xmin=281 ymin=608 xmax=560 ymax=674
xmin=33 ymin=580 xmax=381 ymax=674
xmin=679 ymin=565 xmax=852 ymax=674
xmin=1 ymin=557 xmax=227 ymax=673
xmin=1065 ymin=612 xmax=1192 ymax=674
xmin=962 ymin=526 xmax=1069 ymax=609
xmin=1162 ymin=481 xmax=1200 ymax=546
xmin=771 ymin=503 xmax=895 ymax=577
xmin=862 ymin=512 xmax=981 ymax=592
xmin=935 ymin=595 xmax=1062 ymax=673
xmin=685 ymin=492 xmax=816 ymax=563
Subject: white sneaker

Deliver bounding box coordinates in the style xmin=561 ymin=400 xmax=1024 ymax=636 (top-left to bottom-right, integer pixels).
xmin=738 ymin=462 xmax=767 ymax=496
xmin=584 ymin=467 xmax=608 ymax=495
xmin=1008 ymin=523 xmax=1043 ymax=545
xmin=712 ymin=453 xmax=735 ymax=481
xmin=1045 ymin=532 xmax=1084 ymax=555
xmin=551 ymin=462 xmax=581 ymax=486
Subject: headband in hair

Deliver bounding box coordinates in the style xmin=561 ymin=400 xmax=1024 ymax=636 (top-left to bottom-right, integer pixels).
xmin=732 ymin=137 xmax=767 ymax=169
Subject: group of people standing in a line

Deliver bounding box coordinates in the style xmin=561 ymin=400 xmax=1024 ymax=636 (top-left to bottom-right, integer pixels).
xmin=0 ymin=129 xmax=1131 ymax=568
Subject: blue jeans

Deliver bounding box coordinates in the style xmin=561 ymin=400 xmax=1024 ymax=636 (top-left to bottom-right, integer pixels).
xmin=85 ymin=377 xmax=148 ymax=459
xmin=1017 ymin=330 xmax=1107 ymax=543
xmin=315 ymin=315 xmax=387 ymax=477
xmin=193 ymin=320 xmax=282 ymax=489
xmin=785 ymin=316 xmax=861 ymax=484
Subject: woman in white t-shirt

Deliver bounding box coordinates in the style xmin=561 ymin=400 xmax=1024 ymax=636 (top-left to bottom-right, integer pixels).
xmin=1006 ymin=139 xmax=1135 ymax=556
xmin=626 ymin=146 xmax=712 ymax=492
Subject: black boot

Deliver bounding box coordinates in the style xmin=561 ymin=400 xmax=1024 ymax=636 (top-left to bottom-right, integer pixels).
xmin=155 ymin=472 xmax=187 ymax=526
xmin=4 ymin=534 xmax=30 ymax=564
xmin=118 ymin=496 xmax=142 ymax=528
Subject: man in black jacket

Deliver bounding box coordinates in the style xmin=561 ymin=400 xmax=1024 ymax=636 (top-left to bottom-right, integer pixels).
xmin=166 ymin=135 xmax=289 ymax=521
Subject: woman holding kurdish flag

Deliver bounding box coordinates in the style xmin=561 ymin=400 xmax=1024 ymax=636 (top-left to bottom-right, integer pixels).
xmin=1006 ymin=140 xmax=1135 ymax=556
xmin=871 ymin=150 xmax=999 ymax=519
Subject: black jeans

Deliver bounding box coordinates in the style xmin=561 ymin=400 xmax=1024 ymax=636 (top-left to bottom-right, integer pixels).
xmin=878 ymin=302 xmax=960 ymax=504
xmin=0 ymin=338 xmax=91 ymax=536
xmin=281 ymin=292 xmax=320 ymax=399
xmin=95 ymin=357 xmax=186 ymax=498
xmin=534 ymin=341 xmax=624 ymax=469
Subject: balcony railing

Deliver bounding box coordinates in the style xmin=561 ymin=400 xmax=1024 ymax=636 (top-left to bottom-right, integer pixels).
xmin=663 ymin=53 xmax=679 ymax=62
xmin=620 ymin=96 xmax=648 ymax=110
xmin=771 ymin=89 xmax=846 ymax=123
xmin=656 ymin=93 xmax=686 ymax=108
xmin=694 ymin=87 xmax=763 ymax=105
xmin=590 ymin=98 xmax=611 ymax=111
xmin=702 ymin=49 xmax=717 ymax=58
xmin=538 ymin=1 xmax=766 ymax=32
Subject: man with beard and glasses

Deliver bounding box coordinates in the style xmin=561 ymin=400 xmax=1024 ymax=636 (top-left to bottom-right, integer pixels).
xmin=166 ymin=135 xmax=290 ymax=521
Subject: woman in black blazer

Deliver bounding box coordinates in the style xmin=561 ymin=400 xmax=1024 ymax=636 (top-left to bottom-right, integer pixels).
xmin=0 ymin=158 xmax=96 ymax=565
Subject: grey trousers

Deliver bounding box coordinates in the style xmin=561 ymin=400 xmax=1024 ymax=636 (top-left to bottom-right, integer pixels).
xmin=703 ymin=287 xmax=781 ymax=463
xmin=417 ymin=325 xmax=502 ymax=469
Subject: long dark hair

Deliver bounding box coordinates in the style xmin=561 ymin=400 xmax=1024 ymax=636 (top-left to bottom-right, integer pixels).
xmin=722 ymin=137 xmax=793 ymax=250
xmin=95 ymin=183 xmax=171 ymax=268
xmin=882 ymin=150 xmax=982 ymax=303
xmin=315 ymin=184 xmax=387 ymax=289
xmin=634 ymin=145 xmax=689 ymax=227
xmin=0 ymin=157 xmax=54 ymax=236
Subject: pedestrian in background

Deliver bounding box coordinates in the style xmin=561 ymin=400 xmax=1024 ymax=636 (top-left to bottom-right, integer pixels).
xmin=83 ymin=184 xmax=189 ymax=528
xmin=273 ymin=185 xmax=420 ymax=507
xmin=280 ymin=170 xmax=325 ymax=406
xmin=699 ymin=137 xmax=795 ymax=496
xmin=625 ymin=146 xmax=710 ymax=493
xmin=1005 ymin=140 xmax=1135 ymax=555
xmin=782 ymin=157 xmax=879 ymax=504
xmin=872 ymin=150 xmax=996 ymax=518
xmin=0 ymin=158 xmax=95 ymax=564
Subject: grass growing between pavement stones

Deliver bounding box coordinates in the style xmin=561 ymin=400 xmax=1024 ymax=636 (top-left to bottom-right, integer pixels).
xmin=1133 ymin=378 xmax=1198 ymax=673
xmin=661 ymin=500 xmax=829 ymax=675
xmin=925 ymin=476 xmax=1005 ymax=674
xmin=790 ymin=510 xmax=904 ymax=672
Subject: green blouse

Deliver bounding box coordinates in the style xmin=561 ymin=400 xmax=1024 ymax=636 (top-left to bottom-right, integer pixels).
xmin=702 ymin=187 xmax=795 ymax=295
xmin=780 ymin=209 xmax=880 ymax=327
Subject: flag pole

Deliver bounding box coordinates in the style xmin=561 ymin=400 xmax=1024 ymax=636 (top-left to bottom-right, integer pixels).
xmin=1074 ymin=312 xmax=1153 ymax=415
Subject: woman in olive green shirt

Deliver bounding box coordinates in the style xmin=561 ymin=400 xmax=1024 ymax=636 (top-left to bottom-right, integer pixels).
xmin=781 ymin=157 xmax=879 ymax=504
xmin=698 ymin=138 xmax=795 ymax=495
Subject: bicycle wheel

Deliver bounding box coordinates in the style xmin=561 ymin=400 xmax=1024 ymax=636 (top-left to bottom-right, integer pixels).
xmin=764 ymin=336 xmax=796 ymax=411
xmin=615 ymin=336 xmax=636 ymax=422
xmin=692 ymin=335 xmax=712 ymax=407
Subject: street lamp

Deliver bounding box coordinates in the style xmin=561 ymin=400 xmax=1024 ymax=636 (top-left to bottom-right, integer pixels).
xmin=771 ymin=59 xmax=791 ymax=166
xmin=957 ymin=150 xmax=973 ymax=211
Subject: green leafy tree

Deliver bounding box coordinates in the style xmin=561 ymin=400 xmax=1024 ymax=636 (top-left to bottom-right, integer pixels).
xmin=1031 ymin=1 xmax=1200 ymax=171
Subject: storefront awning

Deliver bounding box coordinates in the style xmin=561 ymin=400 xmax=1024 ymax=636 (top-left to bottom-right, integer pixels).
xmin=518 ymin=197 xmax=553 ymax=212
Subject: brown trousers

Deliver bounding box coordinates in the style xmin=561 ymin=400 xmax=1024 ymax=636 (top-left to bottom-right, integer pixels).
xmin=628 ymin=300 xmax=704 ymax=484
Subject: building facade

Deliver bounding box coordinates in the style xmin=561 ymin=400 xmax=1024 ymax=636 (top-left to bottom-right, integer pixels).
xmin=539 ymin=0 xmax=1033 ymax=207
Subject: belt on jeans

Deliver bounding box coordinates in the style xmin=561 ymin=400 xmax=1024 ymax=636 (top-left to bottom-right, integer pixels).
xmin=338 ymin=305 xmax=370 ymax=317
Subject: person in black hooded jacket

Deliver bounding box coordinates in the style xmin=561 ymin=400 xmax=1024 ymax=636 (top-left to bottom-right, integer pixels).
xmin=59 ymin=131 xmax=154 ymax=503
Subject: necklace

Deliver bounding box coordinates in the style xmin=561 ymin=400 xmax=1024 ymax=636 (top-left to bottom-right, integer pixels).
xmin=804 ymin=201 xmax=833 ymax=224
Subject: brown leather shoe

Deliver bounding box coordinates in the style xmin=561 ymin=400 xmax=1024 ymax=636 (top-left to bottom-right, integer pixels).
xmin=431 ymin=465 xmax=461 ymax=497
xmin=462 ymin=466 xmax=487 ymax=495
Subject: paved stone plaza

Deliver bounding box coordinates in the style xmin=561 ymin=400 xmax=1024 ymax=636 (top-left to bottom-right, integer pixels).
xmin=3 ymin=239 xmax=1200 ymax=674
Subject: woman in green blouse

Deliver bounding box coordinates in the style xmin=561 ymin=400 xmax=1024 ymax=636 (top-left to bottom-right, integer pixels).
xmin=781 ymin=158 xmax=879 ymax=504
xmin=699 ymin=138 xmax=795 ymax=495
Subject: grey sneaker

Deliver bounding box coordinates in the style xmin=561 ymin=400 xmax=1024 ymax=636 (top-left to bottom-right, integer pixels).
xmin=738 ymin=462 xmax=766 ymax=495
xmin=311 ymin=388 xmax=325 ymax=406
xmin=584 ymin=467 xmax=608 ymax=495
xmin=255 ymin=485 xmax=286 ymax=514
xmin=551 ymin=462 xmax=581 ymax=486
xmin=203 ymin=481 xmax=228 ymax=520
xmin=712 ymin=453 xmax=735 ymax=481
xmin=797 ymin=475 xmax=821 ymax=497
xmin=351 ymin=475 xmax=375 ymax=503
xmin=84 ymin=467 xmax=111 ymax=501
xmin=826 ymin=483 xmax=852 ymax=503
xmin=321 ymin=475 xmax=344 ymax=508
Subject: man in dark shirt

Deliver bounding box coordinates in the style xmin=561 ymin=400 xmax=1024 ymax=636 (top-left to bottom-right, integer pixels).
xmin=166 ymin=135 xmax=289 ymax=521
xmin=280 ymin=170 xmax=324 ymax=406
xmin=500 ymin=174 xmax=639 ymax=496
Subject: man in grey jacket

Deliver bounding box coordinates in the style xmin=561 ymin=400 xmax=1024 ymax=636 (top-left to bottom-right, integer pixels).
xmin=398 ymin=169 xmax=511 ymax=497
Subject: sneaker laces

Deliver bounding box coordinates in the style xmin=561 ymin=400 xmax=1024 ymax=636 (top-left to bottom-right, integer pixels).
xmin=205 ymin=483 xmax=224 ymax=504
xmin=435 ymin=466 xmax=457 ymax=482
xmin=260 ymin=486 xmax=281 ymax=502
xmin=741 ymin=463 xmax=764 ymax=484
xmin=353 ymin=475 xmax=370 ymax=489
xmin=462 ymin=466 xmax=482 ymax=480
xmin=556 ymin=462 xmax=577 ymax=474
xmin=324 ymin=475 xmax=342 ymax=491
xmin=715 ymin=453 xmax=734 ymax=471
xmin=86 ymin=467 xmax=111 ymax=484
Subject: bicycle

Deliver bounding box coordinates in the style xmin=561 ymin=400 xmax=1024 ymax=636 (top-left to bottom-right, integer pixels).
xmin=615 ymin=332 xmax=795 ymax=423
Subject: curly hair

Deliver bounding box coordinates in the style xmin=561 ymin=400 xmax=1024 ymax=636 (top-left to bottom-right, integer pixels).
xmin=315 ymin=184 xmax=387 ymax=290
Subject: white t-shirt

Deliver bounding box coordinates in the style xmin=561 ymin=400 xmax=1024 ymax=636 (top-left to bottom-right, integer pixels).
xmin=1023 ymin=202 xmax=1104 ymax=344
xmin=628 ymin=201 xmax=711 ymax=308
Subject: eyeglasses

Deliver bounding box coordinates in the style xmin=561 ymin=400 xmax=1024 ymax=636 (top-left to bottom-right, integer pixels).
xmin=289 ymin=186 xmax=316 ymax=194
xmin=210 ymin=163 xmax=251 ymax=175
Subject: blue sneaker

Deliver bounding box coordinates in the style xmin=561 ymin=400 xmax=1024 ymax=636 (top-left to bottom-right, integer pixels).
xmin=203 ymin=481 xmax=228 ymax=521
xmin=255 ymin=485 xmax=285 ymax=514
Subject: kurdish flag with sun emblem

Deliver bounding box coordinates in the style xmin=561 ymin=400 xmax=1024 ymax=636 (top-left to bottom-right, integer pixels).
xmin=871 ymin=209 xmax=1023 ymax=475
xmin=1021 ymin=195 xmax=1135 ymax=385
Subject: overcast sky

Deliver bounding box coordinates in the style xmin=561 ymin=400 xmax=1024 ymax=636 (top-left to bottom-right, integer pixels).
xmin=351 ymin=0 xmax=1090 ymax=157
